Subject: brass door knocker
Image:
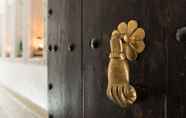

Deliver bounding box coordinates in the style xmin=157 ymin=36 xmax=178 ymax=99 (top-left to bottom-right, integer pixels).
xmin=107 ymin=20 xmax=145 ymax=108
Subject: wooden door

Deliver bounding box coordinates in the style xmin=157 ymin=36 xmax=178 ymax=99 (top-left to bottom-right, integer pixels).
xmin=48 ymin=0 xmax=186 ymax=118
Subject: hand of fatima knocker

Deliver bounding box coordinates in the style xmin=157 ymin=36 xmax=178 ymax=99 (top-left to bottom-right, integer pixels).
xmin=107 ymin=20 xmax=145 ymax=108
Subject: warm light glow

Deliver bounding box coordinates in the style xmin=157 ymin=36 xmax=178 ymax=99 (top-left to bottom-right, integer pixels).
xmin=32 ymin=36 xmax=43 ymax=56
xmin=5 ymin=45 xmax=11 ymax=57
xmin=32 ymin=37 xmax=43 ymax=49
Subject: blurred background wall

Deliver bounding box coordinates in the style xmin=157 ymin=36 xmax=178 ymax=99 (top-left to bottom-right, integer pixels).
xmin=0 ymin=0 xmax=48 ymax=110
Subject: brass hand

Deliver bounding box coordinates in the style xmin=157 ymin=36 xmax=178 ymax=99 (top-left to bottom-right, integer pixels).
xmin=107 ymin=20 xmax=145 ymax=108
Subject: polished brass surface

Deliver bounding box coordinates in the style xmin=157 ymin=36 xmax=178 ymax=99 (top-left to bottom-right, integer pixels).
xmin=107 ymin=20 xmax=145 ymax=108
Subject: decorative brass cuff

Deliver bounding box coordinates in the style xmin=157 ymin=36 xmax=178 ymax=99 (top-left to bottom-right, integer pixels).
xmin=107 ymin=20 xmax=145 ymax=108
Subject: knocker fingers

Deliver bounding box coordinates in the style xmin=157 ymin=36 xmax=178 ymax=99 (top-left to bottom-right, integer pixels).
xmin=107 ymin=85 xmax=127 ymax=108
xmin=107 ymin=84 xmax=137 ymax=108
xmin=112 ymin=86 xmax=127 ymax=108
xmin=118 ymin=86 xmax=128 ymax=107
xmin=106 ymin=86 xmax=117 ymax=104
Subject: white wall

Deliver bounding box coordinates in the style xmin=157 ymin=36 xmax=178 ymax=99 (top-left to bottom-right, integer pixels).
xmin=0 ymin=0 xmax=48 ymax=111
xmin=0 ymin=59 xmax=48 ymax=110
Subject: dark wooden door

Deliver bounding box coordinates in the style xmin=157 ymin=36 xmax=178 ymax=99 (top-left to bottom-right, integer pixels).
xmin=48 ymin=0 xmax=186 ymax=118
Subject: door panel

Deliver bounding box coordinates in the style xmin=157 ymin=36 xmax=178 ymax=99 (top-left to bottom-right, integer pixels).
xmin=167 ymin=0 xmax=186 ymax=117
xmin=83 ymin=0 xmax=167 ymax=118
xmin=48 ymin=0 xmax=82 ymax=118
xmin=48 ymin=0 xmax=186 ymax=117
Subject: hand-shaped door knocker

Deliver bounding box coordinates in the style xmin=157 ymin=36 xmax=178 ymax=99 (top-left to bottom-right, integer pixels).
xmin=107 ymin=20 xmax=145 ymax=108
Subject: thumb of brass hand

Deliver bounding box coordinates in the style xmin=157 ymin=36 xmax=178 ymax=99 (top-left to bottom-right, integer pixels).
xmin=107 ymin=32 xmax=137 ymax=108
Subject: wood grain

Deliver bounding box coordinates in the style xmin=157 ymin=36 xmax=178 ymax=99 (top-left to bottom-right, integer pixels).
xmin=82 ymin=0 xmax=167 ymax=118
xmin=48 ymin=0 xmax=82 ymax=118
xmin=48 ymin=0 xmax=186 ymax=117
xmin=166 ymin=0 xmax=186 ymax=117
